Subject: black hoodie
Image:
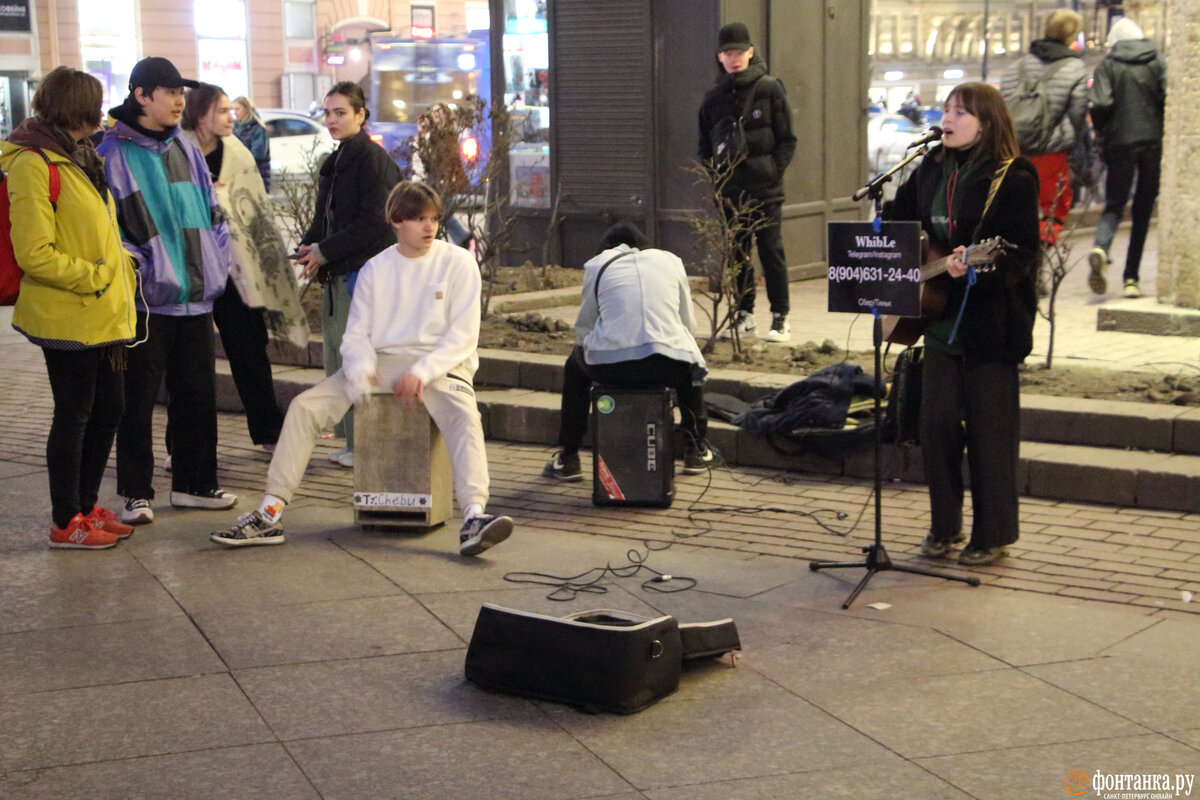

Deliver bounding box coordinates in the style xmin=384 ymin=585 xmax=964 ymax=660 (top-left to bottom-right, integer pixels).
xmin=697 ymin=55 xmax=797 ymax=203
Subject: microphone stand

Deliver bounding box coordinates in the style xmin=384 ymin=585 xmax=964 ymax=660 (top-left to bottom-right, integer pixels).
xmin=809 ymin=140 xmax=980 ymax=610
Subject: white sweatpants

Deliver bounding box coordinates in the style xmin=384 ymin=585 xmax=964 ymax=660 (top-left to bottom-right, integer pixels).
xmin=264 ymin=355 xmax=489 ymax=513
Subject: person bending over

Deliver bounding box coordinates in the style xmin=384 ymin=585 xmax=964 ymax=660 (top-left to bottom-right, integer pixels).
xmin=543 ymin=221 xmax=712 ymax=481
xmin=212 ymin=181 xmax=513 ymax=556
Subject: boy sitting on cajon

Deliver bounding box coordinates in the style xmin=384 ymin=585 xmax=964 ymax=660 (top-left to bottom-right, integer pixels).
xmin=211 ymin=181 xmax=513 ymax=555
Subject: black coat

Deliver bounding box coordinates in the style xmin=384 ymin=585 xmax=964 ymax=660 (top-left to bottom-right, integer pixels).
xmin=302 ymin=129 xmax=402 ymax=280
xmin=886 ymin=147 xmax=1041 ymax=363
xmin=697 ymin=56 xmax=796 ymax=203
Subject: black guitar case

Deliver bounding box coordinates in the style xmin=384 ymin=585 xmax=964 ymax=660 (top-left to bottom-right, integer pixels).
xmin=464 ymin=604 xmax=740 ymax=714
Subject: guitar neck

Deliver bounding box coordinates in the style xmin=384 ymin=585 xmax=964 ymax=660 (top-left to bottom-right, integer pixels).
xmin=920 ymin=255 xmax=952 ymax=282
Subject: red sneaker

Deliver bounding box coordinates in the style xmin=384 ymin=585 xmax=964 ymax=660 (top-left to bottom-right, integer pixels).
xmin=49 ymin=514 xmax=121 ymax=550
xmin=87 ymin=506 xmax=134 ymax=539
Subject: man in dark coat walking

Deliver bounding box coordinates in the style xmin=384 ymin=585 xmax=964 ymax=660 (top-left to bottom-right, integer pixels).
xmin=1087 ymin=17 xmax=1167 ymax=299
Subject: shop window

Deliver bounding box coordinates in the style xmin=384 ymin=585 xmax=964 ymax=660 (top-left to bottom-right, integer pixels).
xmin=284 ymin=1 xmax=315 ymax=40
xmin=503 ymin=0 xmax=550 ymax=208
xmin=195 ymin=0 xmax=249 ymax=100
xmin=79 ymin=0 xmax=137 ymax=113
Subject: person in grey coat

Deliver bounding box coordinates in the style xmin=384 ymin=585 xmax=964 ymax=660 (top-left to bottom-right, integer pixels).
xmin=999 ymin=9 xmax=1088 ymax=245
xmin=1086 ymin=17 xmax=1167 ymax=299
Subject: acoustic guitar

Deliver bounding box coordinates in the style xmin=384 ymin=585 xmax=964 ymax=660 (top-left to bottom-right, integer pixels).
xmin=881 ymin=236 xmax=1012 ymax=345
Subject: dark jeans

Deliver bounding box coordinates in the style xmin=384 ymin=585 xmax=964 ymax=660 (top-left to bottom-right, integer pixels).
xmin=43 ymin=347 xmax=125 ymax=529
xmin=728 ymin=199 xmax=789 ymax=316
xmin=557 ymin=346 xmax=706 ymax=454
xmin=117 ymin=312 xmax=219 ymax=499
xmin=212 ymin=278 xmax=283 ymax=445
xmin=1095 ymin=142 xmax=1162 ymax=283
xmin=919 ymin=348 xmax=1021 ymax=551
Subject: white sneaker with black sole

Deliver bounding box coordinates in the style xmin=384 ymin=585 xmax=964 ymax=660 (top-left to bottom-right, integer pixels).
xmin=170 ymin=489 xmax=238 ymax=510
xmin=121 ymin=497 xmax=155 ymax=525
xmin=210 ymin=511 xmax=285 ymax=547
xmin=459 ymin=514 xmax=513 ymax=556
xmin=762 ymin=313 xmax=791 ymax=343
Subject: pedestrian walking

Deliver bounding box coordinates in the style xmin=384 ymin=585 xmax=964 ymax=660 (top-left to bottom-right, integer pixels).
xmin=232 ymin=95 xmax=271 ymax=191
xmin=1086 ymin=17 xmax=1167 ymax=299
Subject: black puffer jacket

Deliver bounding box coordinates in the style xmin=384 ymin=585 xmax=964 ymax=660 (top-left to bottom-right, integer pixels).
xmin=1090 ymin=39 xmax=1167 ymax=149
xmin=697 ymin=55 xmax=796 ymax=203
xmin=885 ymin=147 xmax=1041 ymax=363
xmin=302 ymin=129 xmax=402 ymax=280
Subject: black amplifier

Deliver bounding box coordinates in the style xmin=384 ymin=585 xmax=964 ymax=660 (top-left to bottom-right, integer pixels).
xmin=590 ymin=386 xmax=675 ymax=508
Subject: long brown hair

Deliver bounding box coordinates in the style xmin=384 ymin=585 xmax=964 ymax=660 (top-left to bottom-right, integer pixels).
xmin=945 ymin=82 xmax=1019 ymax=163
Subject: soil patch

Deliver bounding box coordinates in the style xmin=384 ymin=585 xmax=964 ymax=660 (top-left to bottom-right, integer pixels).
xmin=480 ymin=311 xmax=1200 ymax=406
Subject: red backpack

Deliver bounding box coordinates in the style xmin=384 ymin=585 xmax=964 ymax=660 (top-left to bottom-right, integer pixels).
xmin=0 ymin=147 xmax=61 ymax=305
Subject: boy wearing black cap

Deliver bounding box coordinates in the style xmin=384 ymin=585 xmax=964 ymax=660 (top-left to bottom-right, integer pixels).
xmin=99 ymin=57 xmax=237 ymax=525
xmin=698 ymin=22 xmax=796 ymax=343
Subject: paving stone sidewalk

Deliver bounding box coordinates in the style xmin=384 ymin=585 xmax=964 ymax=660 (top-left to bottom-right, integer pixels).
xmin=0 ymin=221 xmax=1197 ymax=799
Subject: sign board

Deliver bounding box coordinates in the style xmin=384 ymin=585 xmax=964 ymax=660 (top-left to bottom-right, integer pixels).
xmin=826 ymin=221 xmax=922 ymax=316
xmin=0 ymin=0 xmax=31 ymax=33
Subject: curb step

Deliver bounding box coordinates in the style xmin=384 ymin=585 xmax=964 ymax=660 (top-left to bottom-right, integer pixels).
xmin=211 ymin=352 xmax=1200 ymax=514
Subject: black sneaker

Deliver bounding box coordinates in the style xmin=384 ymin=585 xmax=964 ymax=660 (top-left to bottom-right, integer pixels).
xmin=171 ymin=488 xmax=239 ymax=510
xmin=210 ymin=511 xmax=285 ymax=547
xmin=682 ymin=442 xmax=716 ymax=475
xmin=459 ymin=514 xmax=513 ymax=556
xmin=543 ymin=451 xmax=583 ymax=482
xmin=919 ymin=532 xmax=965 ymax=558
xmin=958 ymin=545 xmax=1009 ymax=566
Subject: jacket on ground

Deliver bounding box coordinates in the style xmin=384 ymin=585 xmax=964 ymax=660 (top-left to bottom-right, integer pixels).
xmin=98 ymin=118 xmax=231 ymax=316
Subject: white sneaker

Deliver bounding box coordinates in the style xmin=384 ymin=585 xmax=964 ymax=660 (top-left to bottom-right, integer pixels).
xmin=121 ymin=497 xmax=154 ymax=525
xmin=762 ymin=313 xmax=791 ymax=343
xmin=170 ymin=489 xmax=239 ymax=510
xmin=720 ymin=311 xmax=756 ymax=339
xmin=334 ymin=449 xmax=354 ymax=468
xmin=1087 ymin=247 xmax=1108 ymax=295
xmin=327 ymin=446 xmax=351 ymax=465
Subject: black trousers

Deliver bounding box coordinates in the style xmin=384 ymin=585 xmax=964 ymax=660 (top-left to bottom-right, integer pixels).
xmin=919 ymin=348 xmax=1021 ymax=550
xmin=1095 ymin=142 xmax=1162 ymax=283
xmin=43 ymin=347 xmax=125 ymax=529
xmin=557 ymin=346 xmax=706 ymax=454
xmin=212 ymin=278 xmax=284 ymax=445
xmin=117 ymin=312 xmax=219 ymax=499
xmin=728 ymin=199 xmax=789 ymax=316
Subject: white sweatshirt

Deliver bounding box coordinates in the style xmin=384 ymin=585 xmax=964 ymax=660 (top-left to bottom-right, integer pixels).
xmin=340 ymin=239 xmax=481 ymax=397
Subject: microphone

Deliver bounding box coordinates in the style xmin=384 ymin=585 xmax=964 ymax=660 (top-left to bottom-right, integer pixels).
xmin=906 ymin=125 xmax=943 ymax=149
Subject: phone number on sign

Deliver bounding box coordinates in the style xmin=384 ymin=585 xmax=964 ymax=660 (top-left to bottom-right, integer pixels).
xmin=828 ymin=266 xmax=921 ymax=283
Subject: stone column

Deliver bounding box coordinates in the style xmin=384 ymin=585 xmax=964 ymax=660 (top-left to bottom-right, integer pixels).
xmin=1156 ymin=4 xmax=1200 ymax=307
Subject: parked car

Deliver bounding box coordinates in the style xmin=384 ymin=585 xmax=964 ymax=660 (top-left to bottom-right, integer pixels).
xmin=866 ymin=113 xmax=923 ymax=174
xmin=258 ymin=109 xmax=336 ymax=188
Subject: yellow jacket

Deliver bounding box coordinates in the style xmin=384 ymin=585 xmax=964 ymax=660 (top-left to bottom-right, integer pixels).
xmin=1 ymin=140 xmax=136 ymax=348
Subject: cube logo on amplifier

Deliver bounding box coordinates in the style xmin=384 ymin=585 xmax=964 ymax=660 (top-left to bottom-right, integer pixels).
xmin=591 ymin=387 xmax=675 ymax=508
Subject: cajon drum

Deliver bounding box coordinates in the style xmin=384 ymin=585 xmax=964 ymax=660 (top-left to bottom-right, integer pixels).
xmin=353 ymin=395 xmax=453 ymax=528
